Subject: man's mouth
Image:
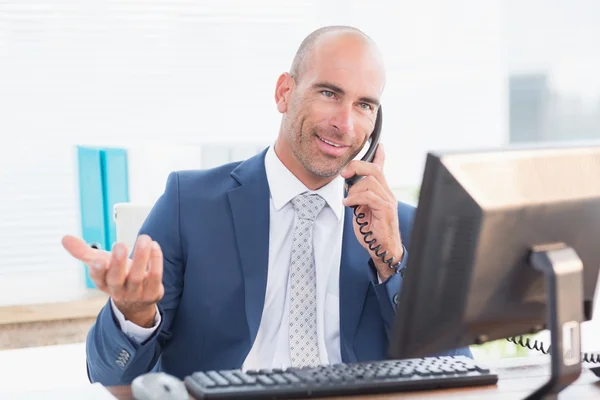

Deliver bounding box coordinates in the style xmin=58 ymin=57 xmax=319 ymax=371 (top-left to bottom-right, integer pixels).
xmin=317 ymin=136 xmax=346 ymax=148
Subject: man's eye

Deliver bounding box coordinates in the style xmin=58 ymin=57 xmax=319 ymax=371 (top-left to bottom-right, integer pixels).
xmin=321 ymin=90 xmax=334 ymax=98
xmin=360 ymin=103 xmax=373 ymax=110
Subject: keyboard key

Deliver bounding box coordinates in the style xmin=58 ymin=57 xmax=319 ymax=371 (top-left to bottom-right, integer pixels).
xmin=256 ymin=375 xmax=276 ymax=386
xmin=427 ymin=367 xmax=444 ymax=375
xmin=219 ymin=370 xmax=244 ymax=385
xmin=441 ymin=366 xmax=457 ymax=374
xmin=233 ymin=371 xmax=258 ymax=385
xmin=206 ymin=371 xmax=230 ymax=386
xmin=270 ymin=374 xmax=289 ymax=385
xmin=282 ymin=373 xmax=301 ymax=384
xmin=191 ymin=372 xmax=217 ymax=388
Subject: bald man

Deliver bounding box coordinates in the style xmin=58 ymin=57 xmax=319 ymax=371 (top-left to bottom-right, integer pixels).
xmin=63 ymin=25 xmax=472 ymax=386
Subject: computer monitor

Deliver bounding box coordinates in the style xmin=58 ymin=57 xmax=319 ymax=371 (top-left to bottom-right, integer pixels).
xmin=389 ymin=142 xmax=600 ymax=398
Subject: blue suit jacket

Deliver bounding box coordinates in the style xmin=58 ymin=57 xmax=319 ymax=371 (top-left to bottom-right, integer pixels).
xmin=86 ymin=148 xmax=472 ymax=385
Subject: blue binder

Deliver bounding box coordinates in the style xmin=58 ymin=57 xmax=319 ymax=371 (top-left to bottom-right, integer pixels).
xmin=76 ymin=146 xmax=130 ymax=288
xmin=101 ymin=148 xmax=130 ymax=251
xmin=77 ymin=146 xmax=108 ymax=288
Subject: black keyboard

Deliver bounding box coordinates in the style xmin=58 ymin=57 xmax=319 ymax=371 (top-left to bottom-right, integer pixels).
xmin=183 ymin=356 xmax=498 ymax=399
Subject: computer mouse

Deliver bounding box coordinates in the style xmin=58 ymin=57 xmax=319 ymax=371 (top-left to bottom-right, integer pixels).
xmin=131 ymin=372 xmax=189 ymax=400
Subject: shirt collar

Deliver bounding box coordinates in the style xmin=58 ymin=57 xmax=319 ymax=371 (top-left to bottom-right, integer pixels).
xmin=264 ymin=143 xmax=345 ymax=222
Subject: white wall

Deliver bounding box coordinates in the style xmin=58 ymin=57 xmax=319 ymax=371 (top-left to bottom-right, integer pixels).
xmin=0 ymin=0 xmax=508 ymax=305
xmin=506 ymin=0 xmax=600 ymax=105
xmin=0 ymin=0 xmax=508 ymax=181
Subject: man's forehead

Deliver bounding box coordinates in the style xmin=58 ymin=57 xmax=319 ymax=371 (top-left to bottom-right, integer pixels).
xmin=307 ymin=36 xmax=385 ymax=87
xmin=305 ymin=61 xmax=385 ymax=96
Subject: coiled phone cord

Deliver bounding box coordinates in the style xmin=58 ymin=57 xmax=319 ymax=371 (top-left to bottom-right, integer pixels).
xmin=352 ymin=204 xmax=406 ymax=277
xmin=506 ymin=335 xmax=600 ymax=364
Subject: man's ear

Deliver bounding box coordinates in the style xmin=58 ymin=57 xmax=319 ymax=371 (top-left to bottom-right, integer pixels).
xmin=274 ymin=72 xmax=295 ymax=113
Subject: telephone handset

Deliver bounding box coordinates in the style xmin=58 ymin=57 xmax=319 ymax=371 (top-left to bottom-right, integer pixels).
xmin=344 ymin=107 xmax=405 ymax=276
xmin=344 ymin=106 xmax=382 ymax=188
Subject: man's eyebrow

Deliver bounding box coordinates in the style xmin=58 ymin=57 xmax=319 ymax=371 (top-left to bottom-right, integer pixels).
xmin=312 ymin=81 xmax=345 ymax=95
xmin=311 ymin=81 xmax=380 ymax=107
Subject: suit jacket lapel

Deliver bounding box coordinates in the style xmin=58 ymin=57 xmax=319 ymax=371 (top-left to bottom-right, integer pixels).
xmin=339 ymin=206 xmax=372 ymax=363
xmin=226 ymin=149 xmax=373 ymax=360
xmin=227 ymin=149 xmax=271 ymax=346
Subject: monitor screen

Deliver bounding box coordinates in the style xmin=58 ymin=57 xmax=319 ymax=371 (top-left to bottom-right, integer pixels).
xmin=390 ymin=142 xmax=600 ymax=360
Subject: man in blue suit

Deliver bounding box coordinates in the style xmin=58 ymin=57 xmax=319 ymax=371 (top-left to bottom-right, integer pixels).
xmin=62 ymin=25 xmax=471 ymax=386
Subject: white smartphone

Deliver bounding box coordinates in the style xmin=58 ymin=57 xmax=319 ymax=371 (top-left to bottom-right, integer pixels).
xmin=113 ymin=202 xmax=153 ymax=252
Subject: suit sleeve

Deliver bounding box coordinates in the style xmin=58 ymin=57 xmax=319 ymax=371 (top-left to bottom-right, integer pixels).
xmin=110 ymin=298 xmax=161 ymax=343
xmin=85 ymin=171 xmax=185 ymax=385
xmin=370 ymin=245 xmax=408 ymax=336
xmin=369 ymin=202 xmax=473 ymax=358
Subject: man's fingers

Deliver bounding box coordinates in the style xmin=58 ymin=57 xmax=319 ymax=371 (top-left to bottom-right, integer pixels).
xmin=343 ymin=190 xmax=389 ymax=212
xmin=341 ymin=159 xmax=394 ymax=198
xmin=62 ymin=235 xmax=101 ymax=263
xmin=87 ymin=258 xmax=109 ymax=291
xmin=63 ymin=233 xmax=164 ymax=305
xmin=105 ymin=242 xmax=130 ymax=293
xmin=62 ymin=235 xmax=112 ymax=291
xmin=346 ymin=175 xmax=389 ymax=202
xmin=341 ymin=160 xmax=384 ymax=183
xmin=145 ymin=241 xmax=164 ymax=301
xmin=126 ymin=235 xmax=153 ymax=290
xmin=372 ymin=143 xmax=385 ymax=169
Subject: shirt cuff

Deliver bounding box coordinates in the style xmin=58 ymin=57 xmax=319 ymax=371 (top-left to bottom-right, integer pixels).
xmin=377 ymin=244 xmax=408 ymax=283
xmin=374 ymin=245 xmax=408 ymax=307
xmin=110 ymin=298 xmax=161 ymax=344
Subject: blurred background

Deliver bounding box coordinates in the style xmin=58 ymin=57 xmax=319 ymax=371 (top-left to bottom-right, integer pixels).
xmin=0 ymin=0 xmax=599 ymax=394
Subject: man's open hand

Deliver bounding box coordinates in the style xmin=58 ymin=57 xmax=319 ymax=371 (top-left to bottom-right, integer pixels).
xmin=61 ymin=234 xmax=164 ymax=327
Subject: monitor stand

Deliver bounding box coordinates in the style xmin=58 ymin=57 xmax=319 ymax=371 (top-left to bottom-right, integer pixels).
xmin=525 ymin=244 xmax=584 ymax=400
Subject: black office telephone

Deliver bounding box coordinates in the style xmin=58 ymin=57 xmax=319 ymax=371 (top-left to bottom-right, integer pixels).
xmin=343 ymin=106 xmax=405 ymax=275
xmin=344 ymin=105 xmax=383 ymax=187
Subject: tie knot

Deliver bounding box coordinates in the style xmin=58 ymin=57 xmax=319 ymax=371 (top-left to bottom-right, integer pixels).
xmin=292 ymin=193 xmax=326 ymax=222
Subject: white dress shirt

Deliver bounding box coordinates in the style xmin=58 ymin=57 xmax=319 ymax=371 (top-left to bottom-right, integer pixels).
xmin=111 ymin=144 xmax=347 ymax=370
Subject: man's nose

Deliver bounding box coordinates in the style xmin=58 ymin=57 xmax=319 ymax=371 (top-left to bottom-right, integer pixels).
xmin=331 ymin=107 xmax=354 ymax=134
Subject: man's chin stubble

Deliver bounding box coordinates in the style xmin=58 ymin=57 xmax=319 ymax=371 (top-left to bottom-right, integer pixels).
xmin=305 ymin=161 xmax=345 ymax=179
